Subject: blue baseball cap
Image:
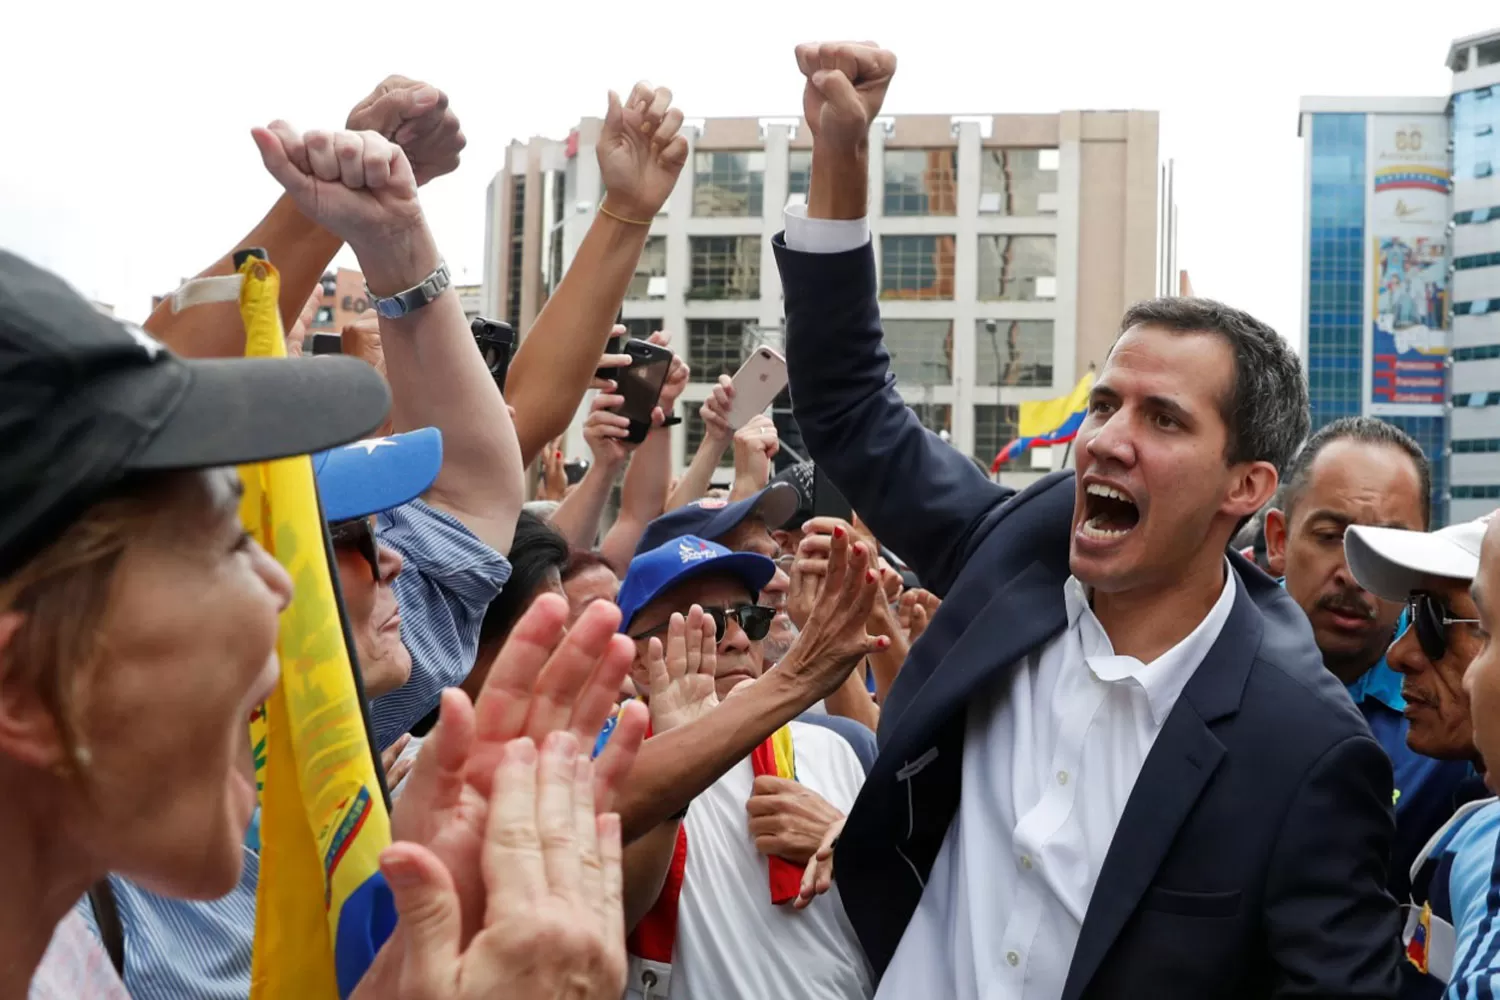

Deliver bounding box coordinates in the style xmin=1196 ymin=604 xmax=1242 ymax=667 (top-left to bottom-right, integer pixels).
xmin=633 ymin=483 xmax=799 ymax=557
xmin=617 ymin=535 xmax=777 ymax=633
xmin=312 ymin=427 xmax=443 ymax=522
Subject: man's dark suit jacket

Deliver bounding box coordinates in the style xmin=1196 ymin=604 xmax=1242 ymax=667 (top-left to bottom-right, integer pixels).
xmin=774 ymin=236 xmax=1403 ymax=999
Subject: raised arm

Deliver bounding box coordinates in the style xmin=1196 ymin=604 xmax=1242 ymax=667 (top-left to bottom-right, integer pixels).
xmin=664 ymin=376 xmax=735 ymax=511
xmin=253 ymin=122 xmax=522 ymax=554
xmin=506 ymin=83 xmax=688 ymax=466
xmin=147 ymin=77 xmax=463 ymax=360
xmin=778 ymin=43 xmax=1006 ymax=594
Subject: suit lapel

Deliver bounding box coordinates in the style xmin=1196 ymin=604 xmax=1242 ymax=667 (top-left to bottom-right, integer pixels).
xmin=1061 ymin=568 xmax=1263 ymax=1000
xmin=882 ymin=558 xmax=1069 ymax=770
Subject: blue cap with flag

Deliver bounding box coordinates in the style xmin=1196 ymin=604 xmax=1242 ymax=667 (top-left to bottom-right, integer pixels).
xmin=617 ymin=535 xmax=777 ymax=632
xmin=634 ymin=482 xmax=799 ymax=557
xmin=312 ymin=427 xmax=443 ymax=522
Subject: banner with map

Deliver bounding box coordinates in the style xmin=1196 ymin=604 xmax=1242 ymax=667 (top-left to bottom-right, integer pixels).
xmin=1367 ymin=114 xmax=1450 ymax=414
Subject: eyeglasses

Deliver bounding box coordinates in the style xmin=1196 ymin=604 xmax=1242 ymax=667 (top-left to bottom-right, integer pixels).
xmin=1406 ymin=591 xmax=1482 ymax=663
xmin=329 ymin=517 xmax=379 ymax=582
xmin=631 ymin=604 xmax=775 ymax=643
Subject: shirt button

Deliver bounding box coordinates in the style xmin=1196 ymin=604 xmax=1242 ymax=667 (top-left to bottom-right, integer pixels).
xmin=1020 ymin=854 xmax=1033 ymax=870
xmin=1007 ymin=951 xmax=1020 ymax=966
xmin=1057 ymin=770 xmax=1070 ymax=785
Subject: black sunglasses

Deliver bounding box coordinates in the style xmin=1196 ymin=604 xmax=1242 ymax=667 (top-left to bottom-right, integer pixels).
xmin=632 ymin=604 xmax=775 ymax=643
xmin=329 ymin=517 xmax=379 ymax=582
xmin=1406 ymin=591 xmax=1481 ymax=663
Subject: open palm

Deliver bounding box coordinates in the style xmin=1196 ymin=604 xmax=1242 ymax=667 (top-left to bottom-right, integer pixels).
xmin=597 ymin=82 xmax=688 ymax=221
xmin=646 ymin=605 xmax=720 ymax=733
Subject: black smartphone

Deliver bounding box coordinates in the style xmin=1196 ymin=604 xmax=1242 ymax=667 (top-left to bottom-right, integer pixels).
xmin=812 ymin=465 xmax=854 ymax=522
xmin=595 ymin=332 xmax=625 ymax=382
xmin=309 ymin=333 xmax=342 ymax=355
xmin=472 ymin=318 xmax=516 ymax=393
xmin=613 ymin=339 xmax=674 ymax=444
xmin=564 ymin=459 xmax=590 ymax=485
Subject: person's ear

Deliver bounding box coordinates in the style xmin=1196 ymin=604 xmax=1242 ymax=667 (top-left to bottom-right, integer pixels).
xmin=1264 ymin=508 xmax=1288 ymax=579
xmin=0 ymin=612 xmax=70 ymax=772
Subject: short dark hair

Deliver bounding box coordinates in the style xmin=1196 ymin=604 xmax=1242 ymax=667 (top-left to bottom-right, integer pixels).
xmin=478 ymin=511 xmax=570 ymax=650
xmin=1119 ymin=298 xmax=1309 ymax=476
xmin=1276 ymin=416 xmax=1432 ymax=527
xmin=562 ymin=547 xmax=616 ymax=584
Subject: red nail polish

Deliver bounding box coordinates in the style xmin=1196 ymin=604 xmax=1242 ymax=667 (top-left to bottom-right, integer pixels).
xmin=834 ymin=526 xmax=845 ymax=539
xmin=878 ymin=636 xmax=891 ymax=650
xmin=866 ymin=570 xmax=876 ymax=584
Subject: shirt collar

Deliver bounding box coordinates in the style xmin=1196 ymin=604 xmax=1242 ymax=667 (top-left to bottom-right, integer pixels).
xmin=1274 ymin=578 xmax=1408 ymax=712
xmin=1064 ymin=559 xmax=1239 ymax=725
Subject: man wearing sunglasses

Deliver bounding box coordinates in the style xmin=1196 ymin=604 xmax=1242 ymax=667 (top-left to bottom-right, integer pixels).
xmin=1345 ymin=515 xmax=1496 ymax=997
xmin=614 ymin=534 xmax=871 ymax=999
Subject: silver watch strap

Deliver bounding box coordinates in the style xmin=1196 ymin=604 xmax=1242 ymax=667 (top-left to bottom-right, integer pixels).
xmin=368 ymin=260 xmax=451 ymax=319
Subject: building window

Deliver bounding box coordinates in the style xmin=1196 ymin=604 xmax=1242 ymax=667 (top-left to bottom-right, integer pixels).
xmin=507 ymin=175 xmax=526 ymax=327
xmin=975 ymin=320 xmax=1055 ymax=387
xmin=977 ymin=236 xmax=1057 ymax=301
xmin=788 ymin=150 xmax=812 ymax=203
xmin=1454 ymin=344 xmax=1500 ymax=361
xmin=909 ymin=402 xmax=951 ymax=438
xmin=688 ymin=236 xmax=760 ymax=300
xmin=1453 ymin=484 xmax=1500 ymax=500
xmin=1454 ymin=438 xmax=1500 ymax=453
xmin=974 ymin=404 xmax=1021 ymax=467
xmin=883 ymin=149 xmax=958 ymax=216
xmin=881 ymin=319 xmax=953 ymax=386
xmin=620 ymin=318 xmax=662 ymax=341
xmin=979 ymin=149 xmax=1059 ymax=215
xmin=1454 ymin=298 xmax=1500 ymax=315
xmin=320 ymin=273 xmax=338 ymax=296
xmin=880 ymin=235 xmax=956 ymax=300
xmin=688 ymin=319 xmax=757 ymax=382
xmin=313 ymin=306 xmax=335 ymax=328
xmin=1453 ymin=88 xmax=1500 ymax=183
xmin=692 ymin=151 xmax=765 ymax=217
xmin=628 ymin=237 xmax=667 ymax=299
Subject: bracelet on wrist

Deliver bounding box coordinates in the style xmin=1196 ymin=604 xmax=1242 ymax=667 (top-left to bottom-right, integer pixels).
xmin=598 ymin=200 xmax=653 ymax=226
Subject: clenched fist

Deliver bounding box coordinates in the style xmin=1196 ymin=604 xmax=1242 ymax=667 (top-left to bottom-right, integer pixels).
xmin=346 ymin=76 xmax=466 ymax=186
xmin=794 ymin=42 xmax=897 ymax=151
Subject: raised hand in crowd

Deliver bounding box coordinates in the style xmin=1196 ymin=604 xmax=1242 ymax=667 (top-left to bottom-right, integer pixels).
xmin=666 ymin=375 xmax=736 ymax=511
xmin=898 ymin=588 xmax=940 ymax=643
xmin=537 ymin=440 xmax=569 ymax=502
xmin=283 ymin=286 xmax=323 ymax=357
xmin=787 ymin=518 xmax=883 ymax=727
xmin=345 ymin=75 xmax=466 ymax=186
xmin=590 ymin=324 xmax=633 ymax=393
xmin=504 ymin=84 xmax=687 ymax=464
xmin=644 ymin=607 xmax=720 ymax=733
xmin=746 ymin=775 xmax=845 ymax=868
xmin=550 ymin=399 xmax=635 ymax=548
xmin=388 ymin=594 xmax=648 ymax=946
xmin=775 ymin=526 xmax=889 ymax=703
xmin=731 ymin=415 xmax=780 ymax=502
xmin=358 ymin=733 xmax=625 ymax=1000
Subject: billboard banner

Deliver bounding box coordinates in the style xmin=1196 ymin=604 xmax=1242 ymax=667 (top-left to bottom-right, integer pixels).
xmin=1367 ymin=115 xmax=1450 ymax=414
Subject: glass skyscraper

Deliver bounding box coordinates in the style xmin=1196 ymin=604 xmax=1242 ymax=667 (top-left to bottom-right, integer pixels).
xmin=1299 ymin=101 xmax=1452 ymax=524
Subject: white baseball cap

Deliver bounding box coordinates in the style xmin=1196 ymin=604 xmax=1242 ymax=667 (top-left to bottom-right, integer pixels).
xmin=1345 ymin=511 xmax=1499 ymax=602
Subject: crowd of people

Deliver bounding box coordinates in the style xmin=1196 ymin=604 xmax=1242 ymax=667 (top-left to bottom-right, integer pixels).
xmin=5 ymin=37 xmax=1500 ymax=1000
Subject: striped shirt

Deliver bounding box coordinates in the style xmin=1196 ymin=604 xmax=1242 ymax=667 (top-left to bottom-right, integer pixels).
xmin=73 ymin=499 xmax=509 ymax=998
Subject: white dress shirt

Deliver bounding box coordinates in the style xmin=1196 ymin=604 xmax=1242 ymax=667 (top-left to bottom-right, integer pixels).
xmin=783 ymin=207 xmax=1238 ymax=999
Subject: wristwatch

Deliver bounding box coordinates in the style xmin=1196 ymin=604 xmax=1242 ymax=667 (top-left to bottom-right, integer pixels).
xmin=368 ymin=260 xmax=451 ymax=319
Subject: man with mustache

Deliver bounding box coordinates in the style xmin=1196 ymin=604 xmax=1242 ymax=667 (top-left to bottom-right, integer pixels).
xmin=1265 ymin=417 xmax=1473 ymax=902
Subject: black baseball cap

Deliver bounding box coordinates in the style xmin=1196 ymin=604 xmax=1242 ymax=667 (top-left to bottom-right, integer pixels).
xmin=0 ymin=250 xmax=392 ymax=577
xmin=769 ymin=461 xmax=815 ymax=530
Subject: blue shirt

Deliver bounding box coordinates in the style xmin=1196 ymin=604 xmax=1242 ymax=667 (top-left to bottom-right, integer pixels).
xmin=76 ymin=499 xmax=510 ymax=1000
xmin=1441 ymin=800 xmax=1500 ymax=996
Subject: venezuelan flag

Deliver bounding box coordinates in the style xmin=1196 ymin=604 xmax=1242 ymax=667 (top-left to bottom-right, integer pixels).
xmin=990 ymin=371 xmax=1094 ymax=473
xmin=234 ymin=254 xmax=394 ymax=1000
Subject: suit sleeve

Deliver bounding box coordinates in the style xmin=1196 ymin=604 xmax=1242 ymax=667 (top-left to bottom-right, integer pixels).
xmin=773 ymin=235 xmax=1009 ymax=596
xmin=1262 ymin=733 xmax=1403 ymax=999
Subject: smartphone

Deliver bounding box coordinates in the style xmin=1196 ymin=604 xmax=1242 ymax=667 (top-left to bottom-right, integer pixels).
xmin=309 ymin=333 xmax=342 ymax=355
xmin=813 ymin=465 xmax=854 ymax=522
xmin=595 ymin=332 xmax=626 ymax=382
xmin=472 ymin=318 xmax=516 ymax=393
xmin=564 ymin=459 xmax=590 ymax=485
xmin=613 ymin=339 xmax=675 ymax=444
xmin=726 ymin=347 xmax=789 ymax=430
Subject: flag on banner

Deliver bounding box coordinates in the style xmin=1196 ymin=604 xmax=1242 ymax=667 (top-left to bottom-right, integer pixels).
xmin=990 ymin=371 xmax=1095 ymax=473
xmin=233 ymin=254 xmax=393 ymax=1000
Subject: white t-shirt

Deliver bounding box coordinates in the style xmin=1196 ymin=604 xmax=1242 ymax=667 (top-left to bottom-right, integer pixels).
xmin=662 ymin=720 xmax=872 ymax=1000
xmin=29 ymin=909 xmax=130 ymax=1000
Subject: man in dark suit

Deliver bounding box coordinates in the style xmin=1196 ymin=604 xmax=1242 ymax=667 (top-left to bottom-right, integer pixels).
xmin=781 ymin=42 xmax=1402 ymax=1000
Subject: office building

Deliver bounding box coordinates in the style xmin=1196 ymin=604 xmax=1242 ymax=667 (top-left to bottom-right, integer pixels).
xmin=484 ymin=112 xmax=1177 ymax=485
xmin=1298 ymin=27 xmax=1500 ymax=525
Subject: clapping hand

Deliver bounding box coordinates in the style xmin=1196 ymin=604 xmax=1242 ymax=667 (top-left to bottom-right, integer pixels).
xmin=776 ymin=526 xmax=889 ymax=701
xmin=643 ymin=605 xmax=720 ymax=733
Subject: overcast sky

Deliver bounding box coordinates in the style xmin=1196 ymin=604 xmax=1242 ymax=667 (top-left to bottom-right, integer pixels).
xmin=3 ymin=0 xmax=1494 ymax=346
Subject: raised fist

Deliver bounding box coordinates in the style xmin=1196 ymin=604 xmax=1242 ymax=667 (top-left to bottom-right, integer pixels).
xmin=346 ymin=76 xmax=465 ymax=186
xmin=794 ymin=42 xmax=897 ymax=151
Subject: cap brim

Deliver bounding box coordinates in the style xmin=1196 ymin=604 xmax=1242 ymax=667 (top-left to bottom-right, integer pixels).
xmin=622 ymin=551 xmax=778 ymax=631
xmin=1345 ymin=524 xmax=1479 ymax=601
xmin=312 ymin=427 xmax=443 ymax=522
xmin=128 ymin=355 xmax=391 ymax=471
xmin=750 ymin=482 xmax=800 ymax=531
